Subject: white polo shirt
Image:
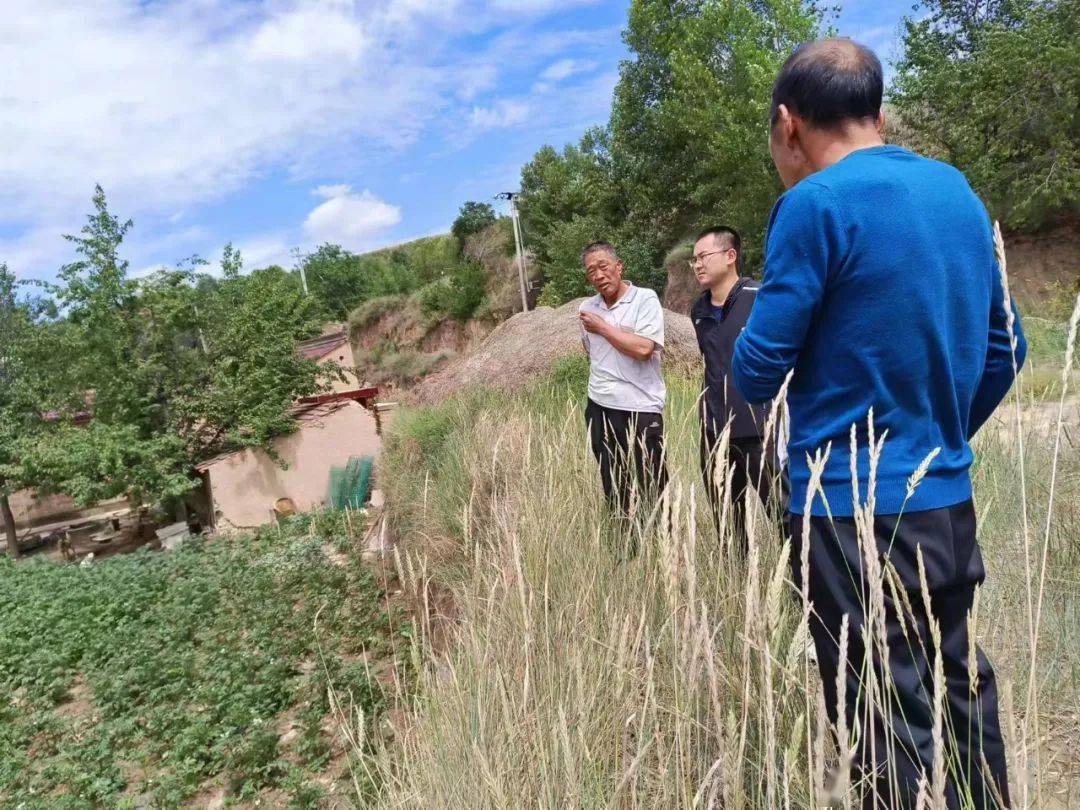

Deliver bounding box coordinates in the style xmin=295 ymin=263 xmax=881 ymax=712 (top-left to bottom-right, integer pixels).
xmin=579 ymin=284 xmax=665 ymax=414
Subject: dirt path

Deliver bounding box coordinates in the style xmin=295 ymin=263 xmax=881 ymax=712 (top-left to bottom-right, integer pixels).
xmin=989 ymin=392 xmax=1079 ymax=444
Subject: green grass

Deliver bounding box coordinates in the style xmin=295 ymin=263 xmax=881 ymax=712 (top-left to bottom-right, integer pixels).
xmin=0 ymin=509 xmax=412 ymax=808
xmin=370 ymin=349 xmax=1079 ymax=806
xmin=353 ymin=340 xmax=456 ymax=387
xmin=1023 ymin=315 xmax=1071 ymax=367
xmin=347 ymin=294 xmax=409 ymax=335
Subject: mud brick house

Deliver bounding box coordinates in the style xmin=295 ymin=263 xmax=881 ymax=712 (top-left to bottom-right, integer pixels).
xmin=298 ymin=325 xmax=362 ymax=393
xmin=193 ymin=389 xmax=381 ymax=530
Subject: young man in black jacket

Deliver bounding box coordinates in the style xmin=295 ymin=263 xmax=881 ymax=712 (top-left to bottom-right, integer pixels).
xmin=690 ymin=226 xmax=786 ymax=550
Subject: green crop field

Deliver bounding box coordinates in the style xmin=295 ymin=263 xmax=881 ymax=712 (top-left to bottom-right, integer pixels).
xmin=0 ymin=510 xmax=412 ymax=808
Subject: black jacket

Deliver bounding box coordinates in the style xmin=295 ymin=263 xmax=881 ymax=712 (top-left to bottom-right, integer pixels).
xmin=692 ymin=278 xmax=770 ymax=439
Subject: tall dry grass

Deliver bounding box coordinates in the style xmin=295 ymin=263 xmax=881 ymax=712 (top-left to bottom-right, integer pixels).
xmin=356 ymin=283 xmax=1080 ymax=807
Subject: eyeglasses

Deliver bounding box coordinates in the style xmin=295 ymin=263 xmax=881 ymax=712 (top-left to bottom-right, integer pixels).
xmin=687 ymin=248 xmax=733 ymax=270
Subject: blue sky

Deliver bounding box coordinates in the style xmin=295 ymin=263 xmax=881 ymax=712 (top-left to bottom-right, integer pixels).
xmin=1 ymin=0 xmax=916 ymax=282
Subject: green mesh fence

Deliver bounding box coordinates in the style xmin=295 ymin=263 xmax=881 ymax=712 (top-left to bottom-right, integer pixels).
xmin=327 ymin=455 xmax=375 ymax=510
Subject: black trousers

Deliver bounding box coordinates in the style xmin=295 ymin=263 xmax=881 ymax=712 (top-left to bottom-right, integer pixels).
xmin=585 ymin=399 xmax=668 ymax=517
xmin=700 ymin=428 xmax=787 ymax=549
xmin=791 ymin=501 xmax=1009 ymax=809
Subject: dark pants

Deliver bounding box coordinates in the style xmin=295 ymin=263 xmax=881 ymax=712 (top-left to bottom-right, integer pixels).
xmin=700 ymin=428 xmax=787 ymax=549
xmin=585 ymin=399 xmax=668 ymax=517
xmin=791 ymin=501 xmax=1010 ymax=809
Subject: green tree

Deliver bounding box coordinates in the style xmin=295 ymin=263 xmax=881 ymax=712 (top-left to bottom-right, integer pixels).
xmin=187 ymin=259 xmax=328 ymax=461
xmin=419 ymin=260 xmax=489 ymax=321
xmin=396 ymin=235 xmax=462 ymax=283
xmin=0 ymin=265 xmax=35 ymax=557
xmin=519 ymin=1 xmax=822 ymax=305
xmin=451 ymin=202 xmax=498 ymax=249
xmin=27 ymin=188 xmax=329 ymax=512
xmin=0 ymin=271 xmax=77 ymax=556
xmin=892 ymin=0 xmax=1079 ymax=229
xmin=609 ymin=0 xmax=820 ymax=272
xmin=519 ymin=129 xmax=655 ymax=305
xmin=519 ymin=129 xmax=624 ymax=259
xmin=297 ymin=244 xmax=366 ymax=321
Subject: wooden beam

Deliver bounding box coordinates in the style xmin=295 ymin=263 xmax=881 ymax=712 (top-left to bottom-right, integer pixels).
xmin=296 ymin=388 xmax=379 ymax=406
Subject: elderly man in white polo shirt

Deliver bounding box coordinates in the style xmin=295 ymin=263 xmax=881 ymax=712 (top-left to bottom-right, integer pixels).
xmin=578 ymin=240 xmax=668 ymax=520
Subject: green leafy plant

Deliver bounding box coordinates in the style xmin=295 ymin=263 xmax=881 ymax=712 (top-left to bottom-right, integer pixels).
xmin=891 ymin=0 xmax=1078 ymax=230
xmin=0 ymin=509 xmax=412 ymax=806
xmin=451 ymin=202 xmax=498 ymax=250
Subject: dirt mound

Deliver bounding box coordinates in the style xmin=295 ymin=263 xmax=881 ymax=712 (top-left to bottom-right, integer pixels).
xmin=348 ymin=295 xmax=497 ymax=391
xmin=409 ymin=297 xmax=702 ymax=404
xmin=1004 ymin=217 xmax=1080 ymax=306
xmin=661 ymin=243 xmax=699 ymax=315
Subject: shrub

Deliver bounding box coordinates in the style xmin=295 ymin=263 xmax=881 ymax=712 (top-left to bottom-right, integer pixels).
xmin=418 ymin=262 xmax=489 ymax=322
xmin=451 ymin=202 xmax=497 ymax=250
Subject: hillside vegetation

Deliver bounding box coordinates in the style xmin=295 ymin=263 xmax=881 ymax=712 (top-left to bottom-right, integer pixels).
xmin=342 ymin=216 xmax=528 ymax=390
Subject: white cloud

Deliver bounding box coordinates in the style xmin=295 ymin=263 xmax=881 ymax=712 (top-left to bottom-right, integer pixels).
xmin=303 ymin=186 xmax=402 ymax=249
xmin=469 ymin=100 xmax=531 ymax=130
xmin=456 ymin=64 xmax=499 ymax=101
xmin=846 ymin=23 xmax=899 ymax=53
xmin=0 ymin=1 xmax=441 ymax=249
xmin=491 ymin=0 xmax=600 ymax=10
xmin=131 ymin=263 xmax=171 ymax=279
xmin=0 ymin=225 xmax=73 ymax=281
xmin=0 ymin=0 xmax=620 ymax=277
xmin=311 ymin=184 xmax=353 ymax=200
xmin=541 ymin=58 xmax=596 ymax=82
xmin=231 ymin=236 xmax=298 ymax=272
xmin=174 ymin=236 xmax=298 ymax=277
xmin=377 ymin=0 xmax=464 ymax=27
xmin=249 ymin=6 xmax=369 ymax=62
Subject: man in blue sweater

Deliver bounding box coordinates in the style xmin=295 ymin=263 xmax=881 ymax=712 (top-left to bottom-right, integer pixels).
xmin=733 ymin=39 xmax=1024 ymax=808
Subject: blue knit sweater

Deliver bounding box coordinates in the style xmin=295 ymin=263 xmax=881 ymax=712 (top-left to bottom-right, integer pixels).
xmin=733 ymin=145 xmax=1026 ymax=517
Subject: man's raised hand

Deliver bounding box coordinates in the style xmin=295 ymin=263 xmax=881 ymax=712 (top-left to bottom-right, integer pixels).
xmin=580 ymin=311 xmax=609 ymax=335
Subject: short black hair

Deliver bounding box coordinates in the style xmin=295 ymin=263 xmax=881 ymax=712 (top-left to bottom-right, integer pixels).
xmin=770 ymin=38 xmax=882 ymax=129
xmin=695 ymin=226 xmax=742 ymax=272
xmin=581 ymin=240 xmax=618 ymax=264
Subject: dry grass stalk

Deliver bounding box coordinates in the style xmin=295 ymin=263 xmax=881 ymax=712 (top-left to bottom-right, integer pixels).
xmin=994 ymin=221 xmax=1037 ymax=726
xmin=1030 ymin=290 xmax=1080 ymax=706
xmin=364 ymin=321 xmax=1075 ymax=807
xmin=800 ymin=444 xmax=831 ymax=796
xmin=917 ymin=547 xmax=947 ymax=809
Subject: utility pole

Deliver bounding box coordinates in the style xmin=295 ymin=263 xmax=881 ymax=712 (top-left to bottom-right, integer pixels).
xmin=496 ymin=192 xmax=529 ymax=313
xmin=292 ymin=247 xmax=309 ymax=295
xmin=192 ymin=303 xmax=210 ymax=355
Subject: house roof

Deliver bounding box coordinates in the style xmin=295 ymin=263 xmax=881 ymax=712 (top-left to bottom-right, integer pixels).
xmin=296 ymin=387 xmax=378 ymax=406
xmin=194 ymin=403 xmax=347 ymax=472
xmin=194 ymin=390 xmax=377 ymax=473
xmin=297 ymin=329 xmax=348 ymax=360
